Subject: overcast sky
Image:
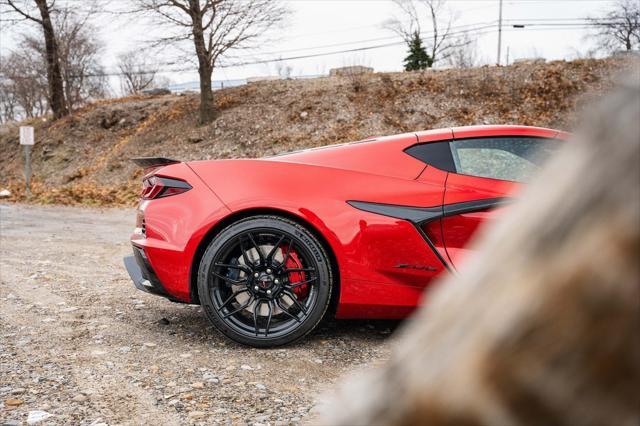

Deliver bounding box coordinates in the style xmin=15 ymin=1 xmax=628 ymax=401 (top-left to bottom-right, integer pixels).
xmin=0 ymin=0 xmax=618 ymax=93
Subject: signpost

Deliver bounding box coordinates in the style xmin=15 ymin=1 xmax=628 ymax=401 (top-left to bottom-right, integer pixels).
xmin=19 ymin=126 xmax=34 ymax=196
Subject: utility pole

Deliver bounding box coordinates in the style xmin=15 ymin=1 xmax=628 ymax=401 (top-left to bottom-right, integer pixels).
xmin=497 ymin=0 xmax=503 ymax=65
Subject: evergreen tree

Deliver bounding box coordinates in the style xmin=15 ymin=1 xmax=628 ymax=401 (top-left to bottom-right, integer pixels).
xmin=403 ymin=32 xmax=432 ymax=71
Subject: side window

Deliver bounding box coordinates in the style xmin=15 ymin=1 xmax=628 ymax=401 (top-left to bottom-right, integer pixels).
xmin=405 ymin=141 xmax=456 ymax=172
xmin=450 ymin=137 xmax=560 ymax=183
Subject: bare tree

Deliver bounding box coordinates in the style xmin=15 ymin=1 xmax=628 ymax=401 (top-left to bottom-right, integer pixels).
xmin=0 ymin=51 xmax=49 ymax=119
xmin=384 ymin=0 xmax=458 ymax=67
xmin=383 ymin=0 xmax=421 ymax=44
xmin=0 ymin=58 xmax=24 ymax=122
xmin=0 ymin=9 xmax=106 ymax=119
xmin=1 ymin=0 xmax=68 ymax=119
xmin=446 ymin=33 xmax=479 ymax=68
xmin=56 ymin=10 xmax=107 ymax=110
xmin=0 ymin=80 xmax=18 ymax=123
xmin=117 ymin=51 xmax=159 ymax=95
xmin=132 ymin=0 xmax=288 ymax=124
xmin=20 ymin=9 xmax=107 ymax=111
xmin=589 ymin=0 xmax=640 ymax=53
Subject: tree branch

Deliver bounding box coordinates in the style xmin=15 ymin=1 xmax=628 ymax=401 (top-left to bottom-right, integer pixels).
xmin=4 ymin=0 xmax=43 ymax=24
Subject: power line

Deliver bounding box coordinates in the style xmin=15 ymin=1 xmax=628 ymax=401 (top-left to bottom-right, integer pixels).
xmin=255 ymin=20 xmax=501 ymax=56
xmin=136 ymin=21 xmax=617 ymax=74
xmin=57 ymin=24 xmax=609 ymax=76
xmin=84 ymin=25 xmax=502 ymax=76
xmin=89 ymin=20 xmax=501 ymax=74
xmin=136 ymin=18 xmax=622 ymax=68
xmin=1 ymin=19 xmax=618 ymax=79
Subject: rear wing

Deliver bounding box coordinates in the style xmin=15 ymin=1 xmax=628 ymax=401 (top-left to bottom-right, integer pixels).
xmin=131 ymin=157 xmax=180 ymax=168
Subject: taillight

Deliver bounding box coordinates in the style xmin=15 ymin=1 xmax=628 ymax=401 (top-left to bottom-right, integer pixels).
xmin=141 ymin=176 xmax=192 ymax=199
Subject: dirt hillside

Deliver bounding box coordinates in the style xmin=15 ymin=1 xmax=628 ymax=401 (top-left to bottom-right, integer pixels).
xmin=0 ymin=58 xmax=628 ymax=206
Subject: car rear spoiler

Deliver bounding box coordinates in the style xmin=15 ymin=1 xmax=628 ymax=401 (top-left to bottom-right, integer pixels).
xmin=131 ymin=157 xmax=180 ymax=168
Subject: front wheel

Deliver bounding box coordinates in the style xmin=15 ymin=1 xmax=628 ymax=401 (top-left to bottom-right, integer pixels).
xmin=197 ymin=215 xmax=333 ymax=347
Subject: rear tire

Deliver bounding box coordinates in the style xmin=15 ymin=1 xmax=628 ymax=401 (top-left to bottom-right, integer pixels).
xmin=197 ymin=215 xmax=333 ymax=347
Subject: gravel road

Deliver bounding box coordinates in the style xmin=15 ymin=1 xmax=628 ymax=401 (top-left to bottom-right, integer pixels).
xmin=0 ymin=204 xmax=395 ymax=425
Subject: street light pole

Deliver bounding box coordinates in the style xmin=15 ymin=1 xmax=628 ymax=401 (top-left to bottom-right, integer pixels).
xmin=497 ymin=0 xmax=503 ymax=65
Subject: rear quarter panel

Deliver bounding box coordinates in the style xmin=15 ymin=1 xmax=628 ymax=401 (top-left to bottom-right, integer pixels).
xmin=189 ymin=159 xmax=448 ymax=318
xmin=131 ymin=162 xmax=230 ymax=302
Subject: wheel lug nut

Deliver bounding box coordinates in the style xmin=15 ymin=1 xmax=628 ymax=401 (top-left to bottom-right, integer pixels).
xmin=266 ymin=268 xmax=272 ymax=274
xmin=274 ymin=279 xmax=279 ymax=284
xmin=254 ymin=286 xmax=259 ymax=291
xmin=254 ymin=272 xmax=259 ymax=278
xmin=266 ymin=289 xmax=271 ymax=295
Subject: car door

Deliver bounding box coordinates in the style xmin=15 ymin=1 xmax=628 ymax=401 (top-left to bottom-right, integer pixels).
xmin=442 ymin=134 xmax=561 ymax=268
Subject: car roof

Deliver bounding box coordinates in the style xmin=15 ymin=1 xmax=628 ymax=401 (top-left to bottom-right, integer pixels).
xmin=416 ymin=125 xmax=564 ymax=142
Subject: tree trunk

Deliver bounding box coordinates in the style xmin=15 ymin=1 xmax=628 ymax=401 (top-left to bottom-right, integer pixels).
xmin=189 ymin=0 xmax=215 ymax=124
xmin=323 ymin=73 xmax=640 ymax=425
xmin=198 ymin=65 xmax=215 ymax=124
xmin=34 ymin=0 xmax=67 ymax=120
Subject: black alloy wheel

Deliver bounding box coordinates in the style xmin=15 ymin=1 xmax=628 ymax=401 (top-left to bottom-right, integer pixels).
xmin=198 ymin=216 xmax=333 ymax=347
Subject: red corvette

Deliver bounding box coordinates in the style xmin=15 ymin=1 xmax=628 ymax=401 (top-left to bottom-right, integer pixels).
xmin=124 ymin=125 xmax=566 ymax=346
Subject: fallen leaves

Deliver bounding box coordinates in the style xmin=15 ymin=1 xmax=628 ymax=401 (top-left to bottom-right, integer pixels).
xmin=4 ymin=398 xmax=24 ymax=406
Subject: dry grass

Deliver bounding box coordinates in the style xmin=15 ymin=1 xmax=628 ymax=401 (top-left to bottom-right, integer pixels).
xmin=4 ymin=179 xmax=139 ymax=207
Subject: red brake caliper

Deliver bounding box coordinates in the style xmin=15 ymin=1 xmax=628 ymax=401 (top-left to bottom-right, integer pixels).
xmin=281 ymin=245 xmax=310 ymax=299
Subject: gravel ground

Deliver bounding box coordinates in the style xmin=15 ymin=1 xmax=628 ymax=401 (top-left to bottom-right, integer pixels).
xmin=0 ymin=204 xmax=395 ymax=425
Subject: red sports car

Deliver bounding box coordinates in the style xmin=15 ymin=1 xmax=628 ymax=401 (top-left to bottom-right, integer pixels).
xmin=124 ymin=125 xmax=566 ymax=346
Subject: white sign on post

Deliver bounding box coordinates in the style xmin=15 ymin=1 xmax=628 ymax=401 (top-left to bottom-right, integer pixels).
xmin=20 ymin=126 xmax=34 ymax=145
xmin=19 ymin=126 xmax=34 ymax=196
